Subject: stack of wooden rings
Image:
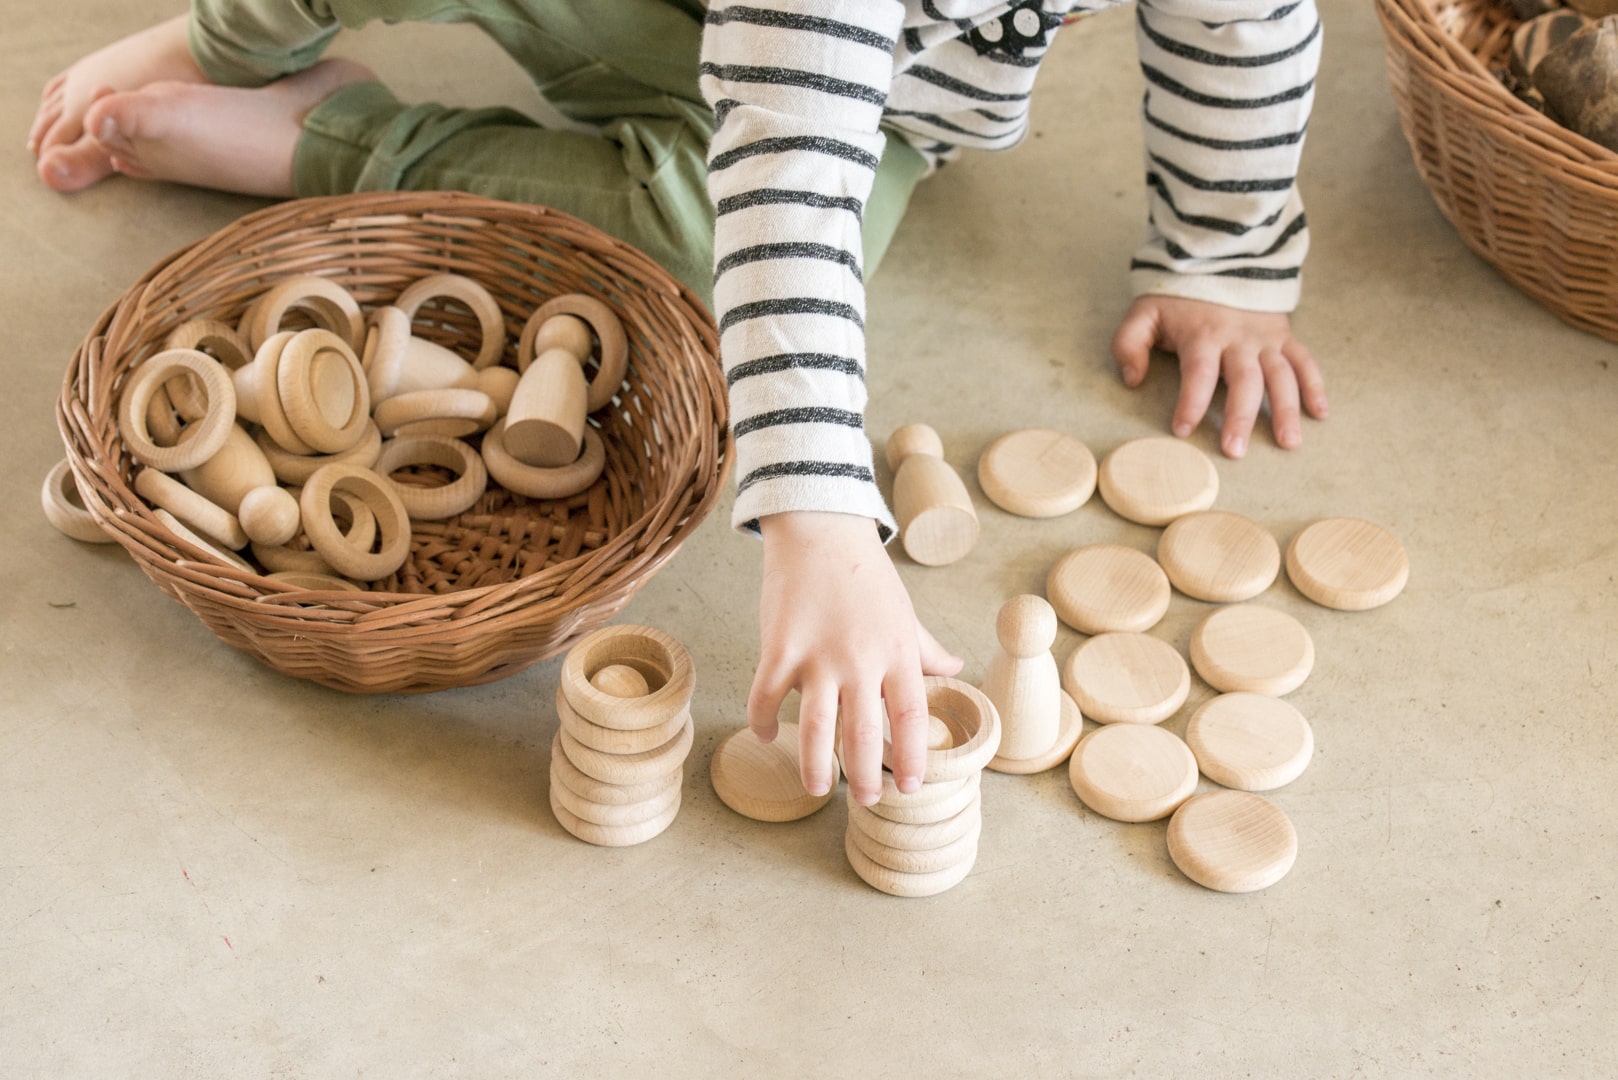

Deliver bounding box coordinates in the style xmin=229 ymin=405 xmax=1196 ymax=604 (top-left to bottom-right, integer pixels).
xmin=550 ymin=624 xmax=696 ymax=847
xmin=844 ymin=677 xmax=1002 ymax=898
xmin=85 ymin=271 xmax=633 ymax=592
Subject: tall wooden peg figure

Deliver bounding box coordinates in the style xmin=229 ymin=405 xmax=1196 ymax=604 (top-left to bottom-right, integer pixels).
xmin=983 ymin=594 xmax=1085 ymax=774
xmin=886 ymin=423 xmax=979 ymax=566
xmin=506 ymin=295 xmax=629 ymax=469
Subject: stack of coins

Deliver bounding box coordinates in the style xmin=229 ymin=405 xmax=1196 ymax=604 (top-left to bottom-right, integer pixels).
xmin=549 ymin=624 xmax=695 ymax=847
xmin=844 ymin=677 xmax=1001 ymax=898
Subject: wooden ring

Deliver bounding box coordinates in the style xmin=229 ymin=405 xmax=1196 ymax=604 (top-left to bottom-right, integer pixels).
xmin=560 ymin=624 xmax=695 ymax=731
xmin=913 ymin=677 xmax=1002 ymax=783
xmin=481 ymin=417 xmax=604 ymax=499
xmin=373 ymin=434 xmax=488 ymax=521
xmin=393 ymin=273 xmax=507 ymax=370
xmin=550 ymin=766 xmax=683 ymax=828
xmin=843 ymin=828 xmax=976 ymax=898
xmin=151 ymin=509 xmax=254 ymax=572
xmin=255 ymin=420 xmax=382 ymax=485
xmin=867 ymin=772 xmax=982 ymax=825
xmin=117 ymin=349 xmax=236 ymax=472
xmin=165 ymin=319 xmax=253 ymax=370
xmin=518 ymin=294 xmax=629 ymax=411
xmin=247 ymin=331 xmax=315 ymax=455
xmin=847 ymin=809 xmax=983 ymax=875
xmin=556 ymin=685 xmax=690 ymax=756
xmin=298 ymin=463 xmax=411 ymax=581
xmin=41 ymin=459 xmax=113 ymax=543
xmin=557 ymin=716 xmax=694 ymax=788
xmin=239 ymin=275 xmax=364 ymax=353
xmin=275 ymin=328 xmax=371 ymax=453
xmin=549 ymin=782 xmax=681 ymax=847
xmin=372 ymin=388 xmax=497 ymax=438
xmin=847 ymin=793 xmax=981 ymax=851
xmin=549 ymin=732 xmax=683 ymax=806
xmin=134 ymin=468 xmax=247 ymax=549
xmin=252 ymin=488 xmax=376 ymax=573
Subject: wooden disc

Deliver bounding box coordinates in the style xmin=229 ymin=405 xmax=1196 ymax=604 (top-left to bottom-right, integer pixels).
xmin=1285 ymin=517 xmax=1410 ymax=611
xmin=1184 ymin=693 xmax=1314 ymax=792
xmin=1167 ymin=790 xmax=1297 ymax=893
xmin=844 ymin=829 xmax=976 ymax=898
xmin=1189 ymin=604 xmax=1314 ymax=696
xmin=710 ymin=722 xmax=833 ymax=823
xmin=550 ymin=783 xmax=681 ymax=847
xmin=976 ymin=428 xmax=1096 ymax=518
xmin=1067 ymin=723 xmax=1198 ymax=823
xmin=988 ymin=690 xmax=1085 ymax=774
xmin=1061 ymin=632 xmax=1189 ymax=725
xmin=1157 ymin=510 xmax=1280 ymax=603
xmin=1046 ymin=544 xmax=1171 ymax=634
xmin=1097 ymin=437 xmax=1219 ymax=526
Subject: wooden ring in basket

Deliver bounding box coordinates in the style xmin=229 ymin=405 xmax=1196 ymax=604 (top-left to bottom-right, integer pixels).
xmin=134 ymin=467 xmax=248 ymax=550
xmin=251 ymin=488 xmax=377 ymax=574
xmin=517 ymin=294 xmax=628 ymax=411
xmin=393 ymin=273 xmax=506 ymax=370
xmin=161 ymin=320 xmax=252 ymax=419
xmin=117 ymin=348 xmax=236 ymax=472
xmin=239 ymin=275 xmax=365 ymax=353
xmin=243 ymin=331 xmax=314 ymax=455
xmin=298 ymin=463 xmax=411 ymax=581
xmin=255 ymin=420 xmax=382 ymax=486
xmin=373 ymin=434 xmax=488 ymax=521
xmin=372 ymin=388 xmax=497 ymax=438
xmin=275 ymin=328 xmax=371 ymax=453
xmin=41 ymin=458 xmax=114 ymax=543
xmin=480 ymin=417 xmax=604 ymax=499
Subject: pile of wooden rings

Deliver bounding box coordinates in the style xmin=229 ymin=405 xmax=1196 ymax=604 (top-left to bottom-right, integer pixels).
xmin=60 ymin=273 xmax=630 ymax=590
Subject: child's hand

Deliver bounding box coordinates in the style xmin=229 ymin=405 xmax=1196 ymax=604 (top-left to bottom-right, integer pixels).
xmin=751 ymin=511 xmax=963 ymax=805
xmin=1111 ymin=295 xmax=1328 ymax=458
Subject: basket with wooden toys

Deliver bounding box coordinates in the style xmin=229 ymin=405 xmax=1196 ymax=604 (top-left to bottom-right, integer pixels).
xmin=54 ymin=191 xmax=729 ymax=694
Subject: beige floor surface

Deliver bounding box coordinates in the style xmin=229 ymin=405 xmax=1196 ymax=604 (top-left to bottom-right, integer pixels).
xmin=4 ymin=1 xmax=1616 ymax=1076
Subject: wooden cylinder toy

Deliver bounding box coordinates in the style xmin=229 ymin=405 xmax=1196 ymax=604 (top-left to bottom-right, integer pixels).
xmin=886 ymin=423 xmax=979 ymax=566
xmin=178 ymin=423 xmax=276 ymax=514
xmin=504 ymin=347 xmax=589 ymax=467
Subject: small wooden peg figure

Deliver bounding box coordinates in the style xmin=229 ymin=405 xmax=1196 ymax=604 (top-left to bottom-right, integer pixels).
xmin=505 ymin=342 xmax=589 ymax=467
xmin=885 ymin=423 xmax=979 ymax=566
xmin=980 ymin=595 xmax=1061 ymax=762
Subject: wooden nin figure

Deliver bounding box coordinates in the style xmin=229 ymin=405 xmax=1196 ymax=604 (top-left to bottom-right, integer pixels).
xmin=886 ymin=423 xmax=979 ymax=566
xmin=980 ymin=594 xmax=1061 ymax=762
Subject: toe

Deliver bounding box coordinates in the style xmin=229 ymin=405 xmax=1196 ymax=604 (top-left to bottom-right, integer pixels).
xmin=38 ymin=137 xmax=117 ymax=192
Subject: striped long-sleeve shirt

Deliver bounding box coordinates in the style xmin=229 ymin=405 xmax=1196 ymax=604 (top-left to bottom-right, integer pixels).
xmin=701 ymin=0 xmax=1322 ymax=537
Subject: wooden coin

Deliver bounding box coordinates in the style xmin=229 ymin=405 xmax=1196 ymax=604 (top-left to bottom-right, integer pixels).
xmin=1067 ymin=722 xmax=1198 ymax=823
xmin=710 ymin=722 xmax=833 ymax=823
xmin=1097 ymin=436 xmax=1219 ymax=526
xmin=988 ymin=690 xmax=1085 ymax=774
xmin=1046 ymin=544 xmax=1170 ymax=634
xmin=1184 ymin=693 xmax=1314 ymax=792
xmin=1285 ymin=517 xmax=1410 ymax=611
xmin=843 ymin=829 xmax=977 ymax=898
xmin=1166 ymin=790 xmax=1297 ymax=893
xmin=976 ymin=428 xmax=1097 ymax=518
xmin=1189 ymin=604 xmax=1314 ymax=696
xmin=1062 ymin=632 xmax=1189 ymax=725
xmin=1157 ymin=510 xmax=1280 ymax=603
xmin=550 ymin=782 xmax=681 ymax=847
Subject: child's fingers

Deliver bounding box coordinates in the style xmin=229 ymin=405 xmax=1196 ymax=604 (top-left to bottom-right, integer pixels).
xmin=1110 ymin=303 xmax=1159 ymax=388
xmin=1172 ymin=342 xmax=1222 ymax=438
xmin=1260 ymin=347 xmax=1303 ymax=449
xmin=796 ymin=679 xmax=840 ymax=798
xmin=1219 ymin=348 xmax=1265 ymax=458
xmin=1285 ymin=339 xmax=1329 ymax=419
xmin=916 ymin=621 xmax=963 ymax=677
xmin=883 ymin=663 xmax=930 ymax=795
xmin=839 ymin=682 xmax=886 ymax=806
xmin=745 ymin=664 xmax=789 ymax=744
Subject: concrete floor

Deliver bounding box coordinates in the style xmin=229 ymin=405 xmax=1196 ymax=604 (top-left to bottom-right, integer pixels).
xmin=4 ymin=1 xmax=1616 ymax=1075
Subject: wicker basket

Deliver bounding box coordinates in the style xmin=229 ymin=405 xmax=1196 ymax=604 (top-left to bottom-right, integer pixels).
xmin=58 ymin=192 xmax=730 ymax=695
xmin=1376 ymin=0 xmax=1618 ymax=342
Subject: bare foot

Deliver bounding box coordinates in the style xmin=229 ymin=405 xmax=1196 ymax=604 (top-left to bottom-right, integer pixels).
xmin=83 ymin=59 xmax=375 ymax=199
xmin=30 ymin=15 xmax=209 ymax=192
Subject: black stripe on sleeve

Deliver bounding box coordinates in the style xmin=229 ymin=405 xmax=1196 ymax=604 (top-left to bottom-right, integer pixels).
xmin=1141 ymin=63 xmax=1314 ymax=110
xmin=733 ymin=407 xmax=865 ymax=438
xmin=1145 ymin=102 xmax=1306 ymax=151
xmin=705 ymin=6 xmax=897 ymax=52
xmin=1160 ymin=212 xmax=1307 ymax=262
xmin=1138 ymin=10 xmax=1320 ymax=67
xmin=1130 ymin=259 xmax=1300 ymax=281
xmin=1188 ymin=0 xmax=1303 ymax=27
xmin=1145 ymin=173 xmax=1287 ymax=235
xmin=719 ymin=297 xmax=865 ymax=334
xmin=709 ymin=135 xmax=880 ymax=172
xmin=899 ymin=65 xmax=1031 ymax=103
xmin=727 ymin=352 xmax=866 ymax=386
xmin=715 ymin=188 xmax=865 ymax=219
xmin=714 ymin=242 xmax=864 ymax=283
xmin=736 ymin=460 xmax=875 ymax=495
xmin=699 ymin=62 xmax=887 ymax=108
xmin=1149 ymin=153 xmax=1294 ymax=194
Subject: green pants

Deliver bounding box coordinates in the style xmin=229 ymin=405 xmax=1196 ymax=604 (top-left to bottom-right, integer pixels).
xmin=187 ymin=0 xmax=927 ymax=305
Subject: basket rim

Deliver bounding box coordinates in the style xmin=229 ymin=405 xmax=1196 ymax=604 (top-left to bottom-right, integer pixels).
xmin=58 ymin=190 xmax=732 ymax=637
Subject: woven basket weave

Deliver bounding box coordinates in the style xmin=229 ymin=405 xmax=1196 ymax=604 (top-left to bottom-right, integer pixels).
xmin=1376 ymin=0 xmax=1618 ymax=342
xmin=57 ymin=192 xmax=730 ymax=694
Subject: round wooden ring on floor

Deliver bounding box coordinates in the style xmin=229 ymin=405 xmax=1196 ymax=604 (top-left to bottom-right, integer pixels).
xmin=848 ymin=793 xmax=980 ymax=851
xmin=275 ymin=328 xmax=371 ymax=453
xmin=116 ymin=349 xmax=236 ymax=473
xmin=134 ymin=468 xmax=247 ymax=550
xmin=843 ymin=828 xmax=977 ymax=898
xmin=1184 ymin=692 xmax=1314 ymax=792
xmin=868 ymin=772 xmax=981 ymax=824
xmin=550 ymin=766 xmax=683 ymax=828
xmin=372 ymin=387 xmax=497 ymax=439
xmin=518 ymin=294 xmax=630 ymax=411
xmin=481 ymin=418 xmax=606 ymax=499
xmin=373 ymin=434 xmax=488 ymax=521
xmin=41 ymin=459 xmax=113 ymax=543
xmin=1167 ymin=790 xmax=1298 ymax=893
xmin=976 ymin=428 xmax=1096 ymax=518
xmin=549 ymin=782 xmax=681 ymax=847
xmin=239 ymin=275 xmax=365 ymax=353
xmin=297 ymin=463 xmax=411 ymax=581
xmin=1157 ymin=510 xmax=1280 ymax=603
xmin=1062 ymin=632 xmax=1190 ymax=725
xmin=1286 ymin=517 xmax=1410 ymax=611
xmin=848 ymin=811 xmax=983 ymax=875
xmin=557 ymin=687 xmax=690 ymax=757
xmin=256 ymin=420 xmax=382 ymax=485
xmin=393 ymin=273 xmax=507 ymax=370
xmin=1046 ymin=544 xmax=1171 ymax=634
xmin=988 ymin=690 xmax=1085 ymax=774
xmin=558 ymin=716 xmax=694 ymax=788
xmin=710 ymin=722 xmax=833 ymax=822
xmin=1097 ymin=436 xmax=1219 ymax=526
xmin=1068 ymin=722 xmax=1198 ymax=823
xmin=1189 ymin=604 xmax=1314 ymax=696
xmin=549 ymin=733 xmax=681 ymax=807
xmin=150 ymin=509 xmax=254 ymax=572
